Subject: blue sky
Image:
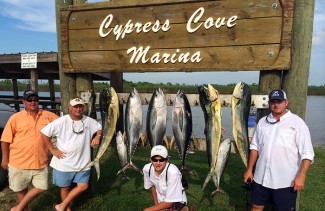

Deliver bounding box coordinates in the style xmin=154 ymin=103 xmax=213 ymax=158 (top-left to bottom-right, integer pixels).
xmin=0 ymin=0 xmax=324 ymax=85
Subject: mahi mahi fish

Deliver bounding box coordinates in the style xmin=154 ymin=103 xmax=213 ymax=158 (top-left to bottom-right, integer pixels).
xmin=231 ymin=81 xmax=251 ymax=167
xmin=146 ymin=88 xmax=167 ymax=148
xmin=87 ymin=90 xmax=97 ymax=119
xmin=99 ymin=88 xmax=110 ymax=126
xmin=172 ymin=90 xmax=193 ymax=172
xmin=198 ymin=84 xmax=222 ymax=191
xmin=82 ymin=87 xmax=119 ymax=179
xmin=212 ymin=138 xmax=232 ymax=196
xmin=118 ymin=88 xmax=143 ymax=175
xmin=116 ymin=131 xmax=130 ymax=180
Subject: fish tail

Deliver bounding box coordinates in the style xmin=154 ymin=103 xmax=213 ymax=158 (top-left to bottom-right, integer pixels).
xmin=118 ymin=162 xmax=143 ymax=175
xmin=130 ymin=161 xmax=144 ymax=175
xmin=202 ymin=173 xmax=213 ymax=190
xmin=211 ymin=188 xmax=225 ymax=197
xmin=94 ymin=161 xmax=100 ymax=180
xmin=180 ymin=165 xmax=196 ymax=176
xmin=117 ymin=163 xmax=130 ymax=175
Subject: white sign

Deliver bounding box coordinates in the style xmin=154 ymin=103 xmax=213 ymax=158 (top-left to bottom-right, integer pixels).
xmin=21 ymin=53 xmax=37 ymax=69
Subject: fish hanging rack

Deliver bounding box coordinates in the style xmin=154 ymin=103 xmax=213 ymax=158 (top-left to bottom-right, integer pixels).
xmin=81 ymin=92 xmax=269 ymax=109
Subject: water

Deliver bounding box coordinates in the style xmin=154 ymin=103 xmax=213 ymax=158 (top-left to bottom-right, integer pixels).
xmin=1 ymin=91 xmax=324 ymax=146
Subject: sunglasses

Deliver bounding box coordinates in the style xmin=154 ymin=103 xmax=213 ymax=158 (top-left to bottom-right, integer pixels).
xmin=26 ymin=98 xmax=39 ymax=102
xmin=151 ymin=157 xmax=167 ymax=162
xmin=72 ymin=120 xmax=84 ymax=134
xmin=265 ymin=114 xmax=279 ymax=125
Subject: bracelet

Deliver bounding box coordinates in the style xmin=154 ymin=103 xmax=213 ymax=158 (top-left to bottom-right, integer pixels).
xmin=97 ymin=134 xmax=102 ymax=137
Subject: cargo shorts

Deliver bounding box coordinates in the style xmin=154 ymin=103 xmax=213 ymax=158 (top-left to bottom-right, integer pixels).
xmin=8 ymin=165 xmax=48 ymax=192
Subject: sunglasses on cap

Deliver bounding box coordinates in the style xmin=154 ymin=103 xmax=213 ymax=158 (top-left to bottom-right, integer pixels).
xmin=26 ymin=98 xmax=39 ymax=102
xmin=151 ymin=157 xmax=167 ymax=162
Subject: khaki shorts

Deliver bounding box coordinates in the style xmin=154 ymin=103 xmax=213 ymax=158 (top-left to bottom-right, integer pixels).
xmin=8 ymin=165 xmax=48 ymax=192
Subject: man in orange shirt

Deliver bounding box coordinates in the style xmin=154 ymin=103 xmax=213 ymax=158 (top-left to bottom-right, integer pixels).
xmin=1 ymin=90 xmax=58 ymax=211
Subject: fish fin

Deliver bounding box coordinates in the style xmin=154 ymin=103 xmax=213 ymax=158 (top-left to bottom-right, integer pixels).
xmin=180 ymin=165 xmax=196 ymax=176
xmin=130 ymin=162 xmax=144 ymax=175
xmin=179 ymin=109 xmax=184 ymax=130
xmin=79 ymin=160 xmax=94 ymax=172
xmin=139 ymin=133 xmax=145 ymax=146
xmin=94 ymin=161 xmax=100 ymax=180
xmin=163 ymin=136 xmax=169 ymax=149
xmin=170 ymin=136 xmax=174 ymax=150
xmin=202 ymin=173 xmax=212 ymax=191
xmin=121 ymin=173 xmax=131 ymax=181
xmin=211 ymin=188 xmax=225 ymax=197
xmin=117 ymin=163 xmax=130 ymax=175
xmin=118 ymin=162 xmax=143 ymax=175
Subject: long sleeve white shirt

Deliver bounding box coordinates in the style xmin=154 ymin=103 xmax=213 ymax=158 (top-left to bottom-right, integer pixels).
xmin=250 ymin=110 xmax=314 ymax=189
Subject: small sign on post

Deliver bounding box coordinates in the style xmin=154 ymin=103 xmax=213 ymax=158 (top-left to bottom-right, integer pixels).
xmin=21 ymin=53 xmax=37 ymax=69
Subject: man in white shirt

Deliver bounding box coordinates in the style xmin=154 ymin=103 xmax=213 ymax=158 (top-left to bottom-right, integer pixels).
xmin=41 ymin=97 xmax=102 ymax=211
xmin=143 ymin=145 xmax=188 ymax=211
xmin=243 ymin=89 xmax=314 ymax=211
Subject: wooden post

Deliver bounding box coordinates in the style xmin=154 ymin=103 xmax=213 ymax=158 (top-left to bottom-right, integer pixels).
xmin=282 ymin=1 xmax=315 ymax=210
xmin=74 ymin=0 xmax=93 ymax=100
xmin=30 ymin=69 xmax=39 ymax=91
xmin=56 ymin=0 xmax=75 ymax=115
xmin=48 ymin=78 xmax=56 ymax=110
xmin=12 ymin=78 xmax=20 ymax=111
xmin=256 ymin=71 xmax=282 ymax=121
xmin=282 ymin=0 xmax=315 ymax=119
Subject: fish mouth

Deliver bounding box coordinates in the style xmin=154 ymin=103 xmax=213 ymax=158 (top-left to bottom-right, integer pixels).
xmin=207 ymin=84 xmax=218 ymax=102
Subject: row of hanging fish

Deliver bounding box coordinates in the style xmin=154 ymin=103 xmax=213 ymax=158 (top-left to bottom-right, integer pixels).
xmin=199 ymin=82 xmax=251 ymax=195
xmin=85 ymin=82 xmax=251 ymax=196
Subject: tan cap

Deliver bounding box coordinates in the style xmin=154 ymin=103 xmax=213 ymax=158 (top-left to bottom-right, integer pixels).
xmin=70 ymin=98 xmax=84 ymax=106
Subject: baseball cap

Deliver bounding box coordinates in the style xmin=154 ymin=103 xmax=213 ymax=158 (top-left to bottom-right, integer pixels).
xmin=70 ymin=97 xmax=85 ymax=106
xmin=151 ymin=145 xmax=168 ymax=159
xmin=23 ymin=90 xmax=38 ymax=100
xmin=268 ymin=89 xmax=287 ymax=101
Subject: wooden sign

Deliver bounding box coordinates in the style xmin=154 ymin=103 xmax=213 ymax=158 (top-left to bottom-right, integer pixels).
xmin=60 ymin=0 xmax=293 ymax=73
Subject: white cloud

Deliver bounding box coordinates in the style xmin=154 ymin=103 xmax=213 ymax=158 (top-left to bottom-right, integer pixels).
xmin=0 ymin=0 xmax=56 ymax=33
xmin=313 ymin=4 xmax=325 ymax=46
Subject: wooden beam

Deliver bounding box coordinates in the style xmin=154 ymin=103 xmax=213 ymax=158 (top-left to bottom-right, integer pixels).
xmin=282 ymin=0 xmax=315 ymax=120
xmin=12 ymin=78 xmax=20 ymax=111
xmin=282 ymin=1 xmax=315 ymax=209
xmin=56 ymin=0 xmax=75 ymax=114
xmin=257 ymin=71 xmax=282 ymax=120
xmin=30 ymin=69 xmax=39 ymax=91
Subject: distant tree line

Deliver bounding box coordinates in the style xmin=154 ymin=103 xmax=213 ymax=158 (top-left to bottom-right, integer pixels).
xmin=0 ymin=79 xmax=324 ymax=95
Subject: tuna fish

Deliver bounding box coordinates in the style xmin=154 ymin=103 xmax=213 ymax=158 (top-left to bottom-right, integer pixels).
xmin=118 ymin=88 xmax=143 ymax=175
xmin=198 ymin=84 xmax=222 ymax=191
xmin=146 ymin=88 xmax=168 ymax=148
xmin=171 ymin=90 xmax=193 ymax=172
xmin=231 ymin=81 xmax=251 ymax=167
xmin=212 ymin=138 xmax=232 ymax=196
xmin=82 ymin=87 xmax=119 ymax=179
xmin=116 ymin=131 xmax=130 ymax=180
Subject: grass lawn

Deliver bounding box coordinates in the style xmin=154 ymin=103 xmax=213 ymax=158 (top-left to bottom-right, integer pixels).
xmin=0 ymin=146 xmax=324 ymax=211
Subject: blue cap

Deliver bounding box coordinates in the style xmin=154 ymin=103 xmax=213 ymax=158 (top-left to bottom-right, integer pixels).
xmin=268 ymin=89 xmax=287 ymax=101
xmin=23 ymin=90 xmax=38 ymax=99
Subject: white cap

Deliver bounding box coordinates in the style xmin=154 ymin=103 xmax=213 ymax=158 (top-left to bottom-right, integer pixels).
xmin=70 ymin=98 xmax=84 ymax=106
xmin=151 ymin=145 xmax=168 ymax=158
